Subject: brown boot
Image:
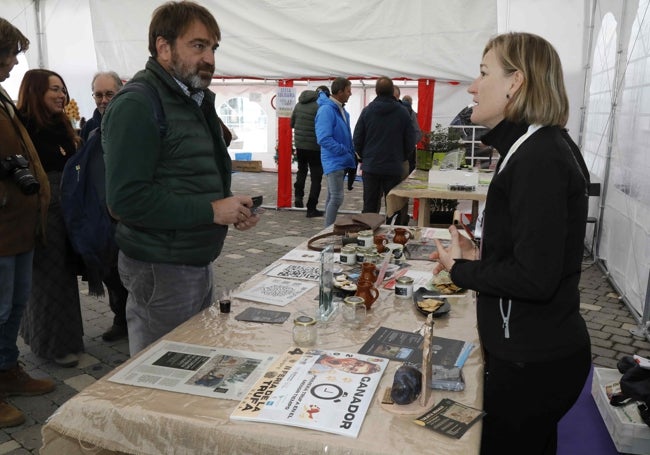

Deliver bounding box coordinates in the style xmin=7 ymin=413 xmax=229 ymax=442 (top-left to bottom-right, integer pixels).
xmin=0 ymin=363 xmax=55 ymax=396
xmin=0 ymin=398 xmax=25 ymax=428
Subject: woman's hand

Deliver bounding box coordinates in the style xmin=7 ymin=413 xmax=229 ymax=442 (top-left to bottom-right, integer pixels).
xmin=430 ymin=225 xmax=477 ymax=274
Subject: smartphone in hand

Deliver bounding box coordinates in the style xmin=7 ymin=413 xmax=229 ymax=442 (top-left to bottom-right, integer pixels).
xmin=251 ymin=195 xmax=264 ymax=215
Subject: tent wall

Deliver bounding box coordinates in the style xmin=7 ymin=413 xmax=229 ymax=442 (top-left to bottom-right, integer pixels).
xmin=579 ymin=0 xmax=650 ymax=332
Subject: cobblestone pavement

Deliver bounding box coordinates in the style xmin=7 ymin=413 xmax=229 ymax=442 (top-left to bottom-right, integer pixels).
xmin=1 ymin=171 xmax=648 ymax=454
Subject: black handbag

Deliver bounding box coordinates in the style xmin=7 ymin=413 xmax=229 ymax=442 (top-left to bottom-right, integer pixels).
xmin=609 ymin=356 xmax=650 ymax=427
xmin=307 ymin=213 xmax=385 ymax=252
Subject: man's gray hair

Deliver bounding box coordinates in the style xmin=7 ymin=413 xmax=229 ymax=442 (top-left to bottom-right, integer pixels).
xmin=91 ymin=71 xmax=123 ymax=91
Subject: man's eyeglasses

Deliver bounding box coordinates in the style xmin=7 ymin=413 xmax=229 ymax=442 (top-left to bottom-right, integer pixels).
xmin=92 ymin=91 xmax=116 ymax=101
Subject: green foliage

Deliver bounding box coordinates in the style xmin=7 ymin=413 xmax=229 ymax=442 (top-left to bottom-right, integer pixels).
xmin=424 ymin=123 xmax=463 ymax=153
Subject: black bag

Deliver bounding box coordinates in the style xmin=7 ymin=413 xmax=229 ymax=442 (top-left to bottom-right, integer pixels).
xmin=307 ymin=213 xmax=385 ymax=252
xmin=60 ymin=81 xmax=166 ymax=296
xmin=609 ymin=356 xmax=650 ymax=427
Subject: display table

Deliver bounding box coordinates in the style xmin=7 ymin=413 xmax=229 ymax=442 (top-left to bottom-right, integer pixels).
xmin=41 ymin=231 xmax=483 ymax=455
xmin=387 ymin=170 xmax=488 ymax=227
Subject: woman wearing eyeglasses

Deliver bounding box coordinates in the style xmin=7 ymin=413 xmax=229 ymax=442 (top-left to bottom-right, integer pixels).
xmin=17 ymin=69 xmax=84 ymax=368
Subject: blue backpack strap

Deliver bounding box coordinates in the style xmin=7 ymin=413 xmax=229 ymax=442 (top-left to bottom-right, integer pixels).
xmin=112 ymin=80 xmax=167 ymax=137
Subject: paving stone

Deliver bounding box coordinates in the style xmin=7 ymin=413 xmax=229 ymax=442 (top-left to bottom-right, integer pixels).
xmin=590 ymin=337 xmax=613 ymax=348
xmin=580 ymin=302 xmax=601 ymax=311
xmin=0 ymin=441 xmax=21 ymax=454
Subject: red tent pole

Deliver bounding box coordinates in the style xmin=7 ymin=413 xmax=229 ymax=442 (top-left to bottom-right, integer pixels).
xmin=277 ymin=79 xmax=294 ymax=208
xmin=414 ymin=79 xmax=435 ymax=222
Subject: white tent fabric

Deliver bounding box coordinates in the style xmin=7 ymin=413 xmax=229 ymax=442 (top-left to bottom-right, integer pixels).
xmin=89 ymin=0 xmax=496 ymax=81
xmin=581 ymin=0 xmax=650 ymax=324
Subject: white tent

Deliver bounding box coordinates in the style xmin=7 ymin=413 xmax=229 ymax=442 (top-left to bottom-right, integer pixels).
xmin=2 ymin=0 xmax=649 ymax=338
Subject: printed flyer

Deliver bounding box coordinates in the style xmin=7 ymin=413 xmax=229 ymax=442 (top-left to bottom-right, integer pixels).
xmin=108 ymin=341 xmax=276 ymax=401
xmin=230 ymin=348 xmax=389 ymax=437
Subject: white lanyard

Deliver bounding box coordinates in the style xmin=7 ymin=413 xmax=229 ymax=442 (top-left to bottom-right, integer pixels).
xmin=497 ymin=124 xmax=543 ymax=174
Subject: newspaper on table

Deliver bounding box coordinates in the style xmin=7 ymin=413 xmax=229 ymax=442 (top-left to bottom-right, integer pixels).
xmin=231 ymin=348 xmax=389 ymax=437
xmin=108 ymin=341 xmax=276 ymax=401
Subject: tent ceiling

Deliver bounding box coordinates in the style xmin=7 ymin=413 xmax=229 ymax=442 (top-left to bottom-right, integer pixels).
xmin=89 ymin=0 xmax=497 ymax=81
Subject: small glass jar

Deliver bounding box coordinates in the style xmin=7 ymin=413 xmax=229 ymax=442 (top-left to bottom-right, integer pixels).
xmin=364 ymin=252 xmax=379 ymax=264
xmin=293 ymin=315 xmax=317 ymax=347
xmin=342 ymin=296 xmax=367 ymax=325
xmin=395 ymin=276 xmax=414 ymax=299
xmin=340 ymin=245 xmax=357 ymax=265
xmin=356 ymin=230 xmax=374 ymax=247
xmin=356 ymin=246 xmax=371 ymax=264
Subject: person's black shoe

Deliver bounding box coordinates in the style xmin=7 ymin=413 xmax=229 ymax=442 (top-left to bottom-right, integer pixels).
xmin=294 ymin=199 xmax=304 ymax=208
xmin=348 ymin=185 xmax=354 ymax=191
xmin=101 ymin=324 xmax=128 ymax=342
xmin=306 ymin=209 xmax=324 ymax=218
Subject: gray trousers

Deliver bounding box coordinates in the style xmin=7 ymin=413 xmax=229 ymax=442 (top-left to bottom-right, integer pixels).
xmin=118 ymin=251 xmax=213 ymax=356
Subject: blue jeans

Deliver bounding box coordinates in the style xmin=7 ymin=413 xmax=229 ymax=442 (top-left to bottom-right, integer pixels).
xmin=324 ymin=169 xmax=346 ymax=227
xmin=118 ymin=252 xmax=213 ymax=356
xmin=0 ymin=250 xmax=34 ymax=370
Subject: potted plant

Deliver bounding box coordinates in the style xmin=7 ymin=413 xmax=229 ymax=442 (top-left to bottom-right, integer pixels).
xmin=416 ymin=124 xmax=462 ymax=225
xmin=416 ymin=123 xmax=463 ymax=170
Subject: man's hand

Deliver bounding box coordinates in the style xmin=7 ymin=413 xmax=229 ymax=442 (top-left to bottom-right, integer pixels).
xmin=211 ymin=195 xmax=260 ymax=228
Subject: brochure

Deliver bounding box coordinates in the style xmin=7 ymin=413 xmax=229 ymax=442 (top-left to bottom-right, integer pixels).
xmin=264 ymin=262 xmax=321 ymax=281
xmin=358 ymin=326 xmax=424 ymax=365
xmin=358 ymin=328 xmax=474 ymax=391
xmin=108 ymin=341 xmax=276 ymax=401
xmin=231 ymin=348 xmax=388 ymax=437
xmin=414 ymin=398 xmax=485 ymax=439
xmin=234 ymin=307 xmax=291 ymax=324
xmin=279 ymin=249 xmax=322 ymax=262
xmin=233 ymin=277 xmax=317 ymax=306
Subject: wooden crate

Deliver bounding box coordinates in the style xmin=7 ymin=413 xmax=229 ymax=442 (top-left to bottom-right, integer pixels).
xmin=231 ymin=160 xmax=263 ymax=172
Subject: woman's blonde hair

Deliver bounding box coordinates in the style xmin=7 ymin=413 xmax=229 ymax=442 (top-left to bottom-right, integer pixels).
xmin=484 ymin=32 xmax=569 ymax=127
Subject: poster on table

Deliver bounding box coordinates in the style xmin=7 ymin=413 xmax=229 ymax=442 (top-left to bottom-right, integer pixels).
xmin=108 ymin=341 xmax=276 ymax=401
xmin=233 ymin=277 xmax=317 ymax=306
xmin=231 ymin=348 xmax=389 ymax=437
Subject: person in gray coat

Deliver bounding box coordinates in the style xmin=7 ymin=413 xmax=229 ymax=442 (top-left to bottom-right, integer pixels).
xmin=291 ymin=86 xmax=329 ymax=217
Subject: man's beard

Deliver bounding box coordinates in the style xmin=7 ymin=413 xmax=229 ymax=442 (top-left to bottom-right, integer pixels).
xmin=170 ymin=50 xmax=214 ymax=90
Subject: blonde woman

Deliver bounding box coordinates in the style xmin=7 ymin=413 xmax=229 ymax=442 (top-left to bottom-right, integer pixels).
xmin=433 ymin=33 xmax=591 ymax=455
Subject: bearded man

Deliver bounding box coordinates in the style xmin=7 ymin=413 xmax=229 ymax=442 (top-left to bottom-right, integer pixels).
xmin=102 ymin=1 xmax=260 ymax=356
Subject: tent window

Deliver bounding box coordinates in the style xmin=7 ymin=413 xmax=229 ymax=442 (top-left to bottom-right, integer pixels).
xmin=218 ymin=96 xmax=268 ymax=153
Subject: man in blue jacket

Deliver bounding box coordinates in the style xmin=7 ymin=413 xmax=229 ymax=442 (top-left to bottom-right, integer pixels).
xmin=315 ymin=77 xmax=355 ymax=226
xmin=354 ymin=77 xmax=415 ymax=216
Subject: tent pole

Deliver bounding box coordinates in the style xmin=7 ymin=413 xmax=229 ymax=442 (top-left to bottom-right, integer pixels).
xmin=276 ymin=79 xmax=294 ymax=208
xmin=414 ymin=79 xmax=435 ymax=222
xmin=34 ymin=0 xmax=46 ymax=69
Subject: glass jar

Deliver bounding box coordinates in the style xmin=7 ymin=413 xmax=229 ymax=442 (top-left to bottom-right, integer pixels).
xmin=339 ymin=245 xmax=357 ymax=265
xmin=292 ymin=315 xmax=317 ymax=347
xmin=342 ymin=296 xmax=367 ymax=325
xmin=395 ymin=276 xmax=414 ymax=299
xmin=356 ymin=230 xmax=374 ymax=247
xmin=356 ymin=246 xmax=371 ymax=264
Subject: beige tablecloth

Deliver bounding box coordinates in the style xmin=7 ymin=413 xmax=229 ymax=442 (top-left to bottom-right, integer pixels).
xmin=41 ymin=236 xmax=483 ymax=455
